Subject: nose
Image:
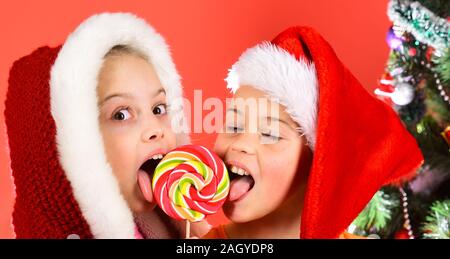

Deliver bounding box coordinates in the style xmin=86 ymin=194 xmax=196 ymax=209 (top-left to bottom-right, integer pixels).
xmin=230 ymin=132 xmax=257 ymax=155
xmin=141 ymin=117 xmax=164 ymax=142
xmin=142 ymin=127 xmax=164 ymax=142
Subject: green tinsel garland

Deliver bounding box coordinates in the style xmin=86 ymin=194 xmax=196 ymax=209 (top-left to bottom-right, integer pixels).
xmin=388 ymin=0 xmax=449 ymax=51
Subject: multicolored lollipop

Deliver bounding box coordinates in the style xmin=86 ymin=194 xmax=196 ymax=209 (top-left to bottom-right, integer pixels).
xmin=152 ymin=145 xmax=230 ymax=223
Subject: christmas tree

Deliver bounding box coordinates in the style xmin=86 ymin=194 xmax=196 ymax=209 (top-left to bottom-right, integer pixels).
xmin=351 ymin=0 xmax=449 ymax=239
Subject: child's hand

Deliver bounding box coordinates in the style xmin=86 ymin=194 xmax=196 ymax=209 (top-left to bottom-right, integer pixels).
xmin=190 ymin=220 xmax=212 ymax=238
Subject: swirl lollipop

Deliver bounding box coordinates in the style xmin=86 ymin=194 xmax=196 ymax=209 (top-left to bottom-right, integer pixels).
xmin=152 ymin=145 xmax=230 ymax=237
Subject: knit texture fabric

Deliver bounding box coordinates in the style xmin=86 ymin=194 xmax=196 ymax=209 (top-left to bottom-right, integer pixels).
xmin=5 ymin=46 xmax=93 ymax=238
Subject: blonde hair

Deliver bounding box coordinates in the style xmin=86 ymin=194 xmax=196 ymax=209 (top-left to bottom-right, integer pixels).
xmin=104 ymin=44 xmax=149 ymax=61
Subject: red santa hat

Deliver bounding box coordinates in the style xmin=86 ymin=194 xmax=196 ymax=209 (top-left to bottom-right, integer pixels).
xmin=225 ymin=26 xmax=423 ymax=238
xmin=5 ymin=13 xmax=189 ymax=238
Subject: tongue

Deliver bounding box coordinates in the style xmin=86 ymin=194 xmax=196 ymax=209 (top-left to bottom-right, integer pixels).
xmin=138 ymin=170 xmax=153 ymax=203
xmin=229 ymin=176 xmax=253 ymax=202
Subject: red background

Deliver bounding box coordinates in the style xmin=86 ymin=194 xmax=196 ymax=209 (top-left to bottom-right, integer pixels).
xmin=0 ymin=0 xmax=390 ymax=238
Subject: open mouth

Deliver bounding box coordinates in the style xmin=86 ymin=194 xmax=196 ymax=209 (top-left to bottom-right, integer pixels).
xmin=140 ymin=157 xmax=162 ymax=176
xmin=137 ymin=155 xmax=163 ymax=203
xmin=228 ymin=164 xmax=255 ymax=202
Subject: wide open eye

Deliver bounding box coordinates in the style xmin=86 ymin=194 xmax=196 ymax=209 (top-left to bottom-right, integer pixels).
xmin=112 ymin=108 xmax=131 ymax=121
xmin=153 ymin=103 xmax=167 ymax=115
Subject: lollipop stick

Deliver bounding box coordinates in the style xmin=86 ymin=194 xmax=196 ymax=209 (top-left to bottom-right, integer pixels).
xmin=186 ymin=220 xmax=190 ymax=239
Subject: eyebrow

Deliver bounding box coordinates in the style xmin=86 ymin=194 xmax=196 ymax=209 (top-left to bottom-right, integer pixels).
xmin=264 ymin=116 xmax=289 ymax=126
xmin=153 ymin=88 xmax=166 ymax=98
xmin=99 ymin=88 xmax=166 ymax=106
xmin=226 ymin=108 xmax=292 ymax=128
xmin=99 ymin=93 xmax=133 ymax=106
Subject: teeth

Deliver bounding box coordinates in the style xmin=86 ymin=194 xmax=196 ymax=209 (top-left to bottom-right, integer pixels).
xmin=230 ymin=165 xmax=249 ymax=176
xmin=151 ymin=154 xmax=164 ymax=160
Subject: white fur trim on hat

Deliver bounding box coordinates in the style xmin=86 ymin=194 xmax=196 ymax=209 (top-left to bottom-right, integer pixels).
xmin=50 ymin=13 xmax=189 ymax=238
xmin=225 ymin=42 xmax=318 ymax=149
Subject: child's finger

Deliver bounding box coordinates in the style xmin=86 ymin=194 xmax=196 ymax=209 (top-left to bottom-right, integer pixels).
xmin=191 ymin=220 xmax=213 ymax=238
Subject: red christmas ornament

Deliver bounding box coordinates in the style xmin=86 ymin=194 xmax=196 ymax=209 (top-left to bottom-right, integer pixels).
xmin=375 ymin=73 xmax=395 ymax=105
xmin=381 ymin=72 xmax=394 ymax=82
xmin=442 ymin=126 xmax=450 ymax=146
xmin=408 ymin=48 xmax=417 ymax=56
xmin=425 ymin=46 xmax=435 ymax=62
xmin=394 ymin=229 xmax=410 ymax=239
xmin=379 ymin=73 xmax=395 ymax=91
